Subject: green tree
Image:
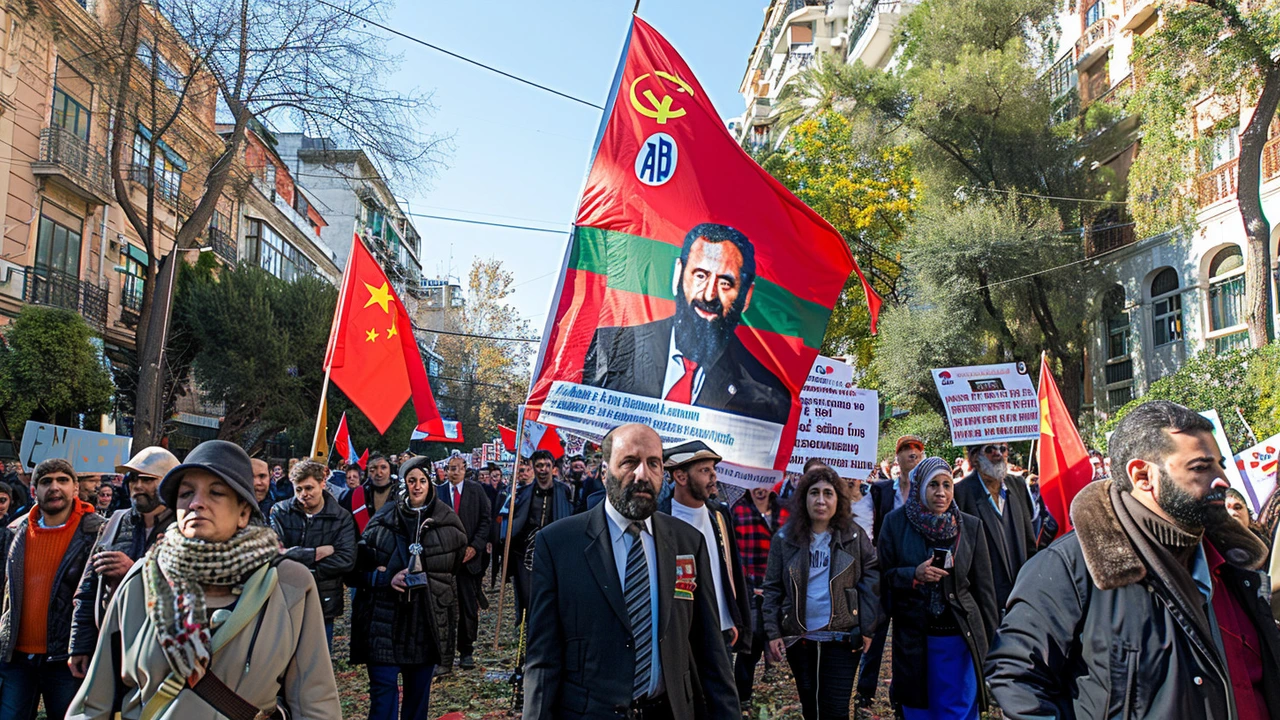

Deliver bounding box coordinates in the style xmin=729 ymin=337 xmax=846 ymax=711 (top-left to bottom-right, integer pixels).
xmin=172 ymin=262 xmax=336 ymax=454
xmin=1128 ymin=0 xmax=1279 ymax=346
xmin=428 ymin=259 xmax=533 ymax=448
xmin=0 ymin=306 xmax=115 ymax=441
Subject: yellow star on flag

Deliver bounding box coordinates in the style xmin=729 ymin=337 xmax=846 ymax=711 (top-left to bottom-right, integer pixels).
xmin=363 ymin=282 xmax=393 ymax=314
xmin=387 ymin=315 xmax=398 ymax=339
xmin=365 ymin=328 xmax=379 ymax=343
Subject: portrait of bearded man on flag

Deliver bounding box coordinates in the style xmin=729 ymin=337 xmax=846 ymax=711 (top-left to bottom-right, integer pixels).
xmin=581 ymin=222 xmax=789 ymax=424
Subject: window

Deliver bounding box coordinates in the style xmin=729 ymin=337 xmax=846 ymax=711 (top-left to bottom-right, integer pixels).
xmin=1085 ymin=0 xmax=1106 ymax=26
xmin=35 ymin=214 xmax=82 ymax=277
xmin=1150 ymin=268 xmax=1183 ymax=347
xmin=244 ymin=219 xmax=317 ymax=282
xmin=51 ymin=87 xmax=90 ymax=142
xmin=1046 ymin=52 xmax=1075 ymax=99
xmin=1206 ymin=127 xmax=1239 ymax=171
xmin=131 ymin=131 xmax=184 ymax=203
xmin=121 ymin=244 xmax=147 ymax=312
xmin=136 ymin=42 xmax=184 ymax=94
xmin=1208 ymin=245 xmax=1245 ymax=332
xmin=1102 ymin=285 xmax=1133 ymax=410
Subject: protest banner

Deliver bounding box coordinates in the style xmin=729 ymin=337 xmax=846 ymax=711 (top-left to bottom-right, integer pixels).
xmin=1199 ymin=410 xmax=1252 ymax=510
xmin=19 ymin=421 xmax=132 ymax=473
xmin=524 ymin=17 xmax=873 ymax=472
xmin=1235 ymin=432 xmax=1279 ymax=515
xmin=785 ymin=356 xmax=879 ymax=479
xmin=931 ymin=362 xmax=1039 ymax=446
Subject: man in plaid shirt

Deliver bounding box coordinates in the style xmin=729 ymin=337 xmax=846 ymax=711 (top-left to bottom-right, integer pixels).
xmin=730 ymin=485 xmax=783 ymax=706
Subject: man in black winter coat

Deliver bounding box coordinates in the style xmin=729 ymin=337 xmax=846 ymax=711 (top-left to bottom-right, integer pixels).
xmin=270 ymin=460 xmax=357 ymax=650
xmin=987 ymin=401 xmax=1280 ymax=719
xmin=437 ymin=454 xmax=491 ymax=669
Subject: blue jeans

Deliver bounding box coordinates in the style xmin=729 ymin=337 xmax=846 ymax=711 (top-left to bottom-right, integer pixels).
xmin=367 ymin=663 xmax=433 ymax=720
xmin=324 ymin=620 xmax=335 ymax=653
xmin=0 ymin=654 xmax=81 ymax=720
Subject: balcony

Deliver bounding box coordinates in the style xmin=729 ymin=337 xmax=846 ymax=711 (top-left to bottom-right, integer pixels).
xmin=20 ymin=266 xmax=108 ymax=332
xmin=31 ymin=126 xmax=112 ymax=205
xmin=784 ymin=44 xmax=816 ymax=75
xmin=1075 ymin=18 xmax=1115 ymax=65
xmin=206 ymin=224 xmax=237 ymax=264
xmin=1085 ymin=221 xmax=1137 ymax=257
xmin=1195 ymin=135 xmax=1280 ymax=208
xmin=127 ymin=164 xmax=191 ymax=215
xmin=1120 ymin=0 xmax=1156 ymax=30
xmin=1213 ymin=329 xmax=1250 ymax=353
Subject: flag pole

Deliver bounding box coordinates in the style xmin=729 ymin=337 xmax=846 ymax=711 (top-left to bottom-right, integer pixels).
xmin=493 ymin=406 xmax=529 ymax=652
xmin=309 ymin=366 xmax=333 ymax=460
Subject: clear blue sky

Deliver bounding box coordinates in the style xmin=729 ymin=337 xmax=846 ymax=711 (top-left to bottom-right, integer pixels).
xmin=380 ymin=0 xmax=766 ymax=330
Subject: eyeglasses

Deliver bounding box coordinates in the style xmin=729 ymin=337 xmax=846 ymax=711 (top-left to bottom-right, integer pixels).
xmin=982 ymin=445 xmax=1009 ymax=455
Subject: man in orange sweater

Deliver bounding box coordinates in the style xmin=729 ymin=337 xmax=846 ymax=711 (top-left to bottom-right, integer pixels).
xmin=0 ymin=458 xmax=103 ymax=720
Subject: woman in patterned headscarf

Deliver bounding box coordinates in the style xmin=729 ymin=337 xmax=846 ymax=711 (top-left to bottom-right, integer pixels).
xmin=67 ymin=440 xmax=340 ymax=720
xmin=877 ymin=457 xmax=998 ymax=720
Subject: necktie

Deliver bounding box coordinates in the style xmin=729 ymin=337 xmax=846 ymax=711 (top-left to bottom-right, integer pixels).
xmin=624 ymin=522 xmax=653 ymax=699
xmin=453 ymin=487 xmax=461 ymax=513
xmin=665 ymin=357 xmax=698 ymax=404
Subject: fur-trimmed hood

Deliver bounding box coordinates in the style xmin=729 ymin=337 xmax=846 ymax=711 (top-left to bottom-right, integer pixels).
xmin=1069 ymin=479 xmax=1269 ymax=591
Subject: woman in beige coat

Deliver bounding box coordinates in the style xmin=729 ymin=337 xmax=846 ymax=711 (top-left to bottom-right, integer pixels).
xmin=67 ymin=440 xmax=340 ymax=720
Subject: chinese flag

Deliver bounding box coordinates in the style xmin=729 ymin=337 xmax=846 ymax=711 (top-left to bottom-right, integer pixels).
xmin=1037 ymin=352 xmax=1094 ymax=538
xmin=324 ymin=235 xmax=445 ymax=435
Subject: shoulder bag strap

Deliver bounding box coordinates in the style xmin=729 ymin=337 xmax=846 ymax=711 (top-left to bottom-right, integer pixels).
xmin=139 ymin=563 xmax=279 ymax=720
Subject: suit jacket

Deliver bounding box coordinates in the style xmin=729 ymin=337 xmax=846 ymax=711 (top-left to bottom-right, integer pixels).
xmin=582 ymin=316 xmax=791 ymax=425
xmin=953 ymin=471 xmax=1036 ymax=610
xmin=438 ymin=479 xmax=492 ymax=575
xmin=523 ymin=503 xmax=740 ymax=720
xmin=658 ymin=496 xmax=753 ymax=652
xmin=868 ymin=479 xmax=903 ymax=542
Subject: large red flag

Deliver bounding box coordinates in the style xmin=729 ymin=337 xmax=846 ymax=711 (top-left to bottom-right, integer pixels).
xmin=1037 ymin=352 xmax=1094 ymax=538
xmin=526 ymin=17 xmax=873 ymax=471
xmin=324 ymin=235 xmax=445 ymax=434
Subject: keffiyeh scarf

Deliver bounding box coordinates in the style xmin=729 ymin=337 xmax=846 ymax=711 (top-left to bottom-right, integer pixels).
xmin=142 ymin=524 xmax=279 ymax=680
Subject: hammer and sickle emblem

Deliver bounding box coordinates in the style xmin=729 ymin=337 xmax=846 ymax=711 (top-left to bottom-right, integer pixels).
xmin=629 ymin=71 xmax=695 ymax=125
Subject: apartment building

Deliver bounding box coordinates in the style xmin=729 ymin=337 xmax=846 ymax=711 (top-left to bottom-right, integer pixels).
xmin=0 ymin=0 xmax=244 ymax=431
xmin=273 ymin=132 xmax=424 ymax=297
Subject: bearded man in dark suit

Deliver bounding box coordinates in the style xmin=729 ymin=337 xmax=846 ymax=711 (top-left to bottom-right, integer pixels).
xmin=523 ymin=423 xmax=739 ymax=720
xmin=582 ymin=223 xmax=791 ymax=425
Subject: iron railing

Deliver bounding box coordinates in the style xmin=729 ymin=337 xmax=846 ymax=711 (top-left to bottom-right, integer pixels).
xmin=21 ymin=266 xmax=108 ymax=331
xmin=207 ymin=224 xmax=237 ymax=264
xmin=1075 ymin=18 xmax=1115 ymax=62
xmin=1085 ymin=222 xmax=1136 ymax=258
xmin=33 ymin=126 xmax=112 ymax=202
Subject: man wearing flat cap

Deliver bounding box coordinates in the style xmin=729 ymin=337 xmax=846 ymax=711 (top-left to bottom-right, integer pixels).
xmin=68 ymin=447 xmax=179 ymax=679
xmin=660 ymin=440 xmax=752 ymax=662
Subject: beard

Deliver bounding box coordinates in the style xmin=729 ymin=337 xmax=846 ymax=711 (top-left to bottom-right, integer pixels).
xmin=1156 ymin=475 xmax=1228 ymax=530
xmin=605 ymin=469 xmax=659 ymax=521
xmin=132 ymin=492 xmax=160 ymax=514
xmin=687 ymin=479 xmax=715 ymax=502
xmin=975 ymin=454 xmax=1008 ymax=481
xmin=672 ymin=286 xmax=745 ymax=366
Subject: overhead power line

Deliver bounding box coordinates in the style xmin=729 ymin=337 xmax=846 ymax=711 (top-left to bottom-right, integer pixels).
xmin=966 ymin=186 xmax=1129 ymax=205
xmin=314 ymin=0 xmax=604 ymax=111
xmin=407 ymin=212 xmax=570 ymax=235
xmin=411 ymin=323 xmax=542 ymax=344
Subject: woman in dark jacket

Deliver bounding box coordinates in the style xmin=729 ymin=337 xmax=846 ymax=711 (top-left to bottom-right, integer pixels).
xmin=347 ymin=456 xmax=467 ymax=720
xmin=761 ymin=466 xmax=880 ymax=720
xmin=878 ymin=457 xmax=997 ymax=720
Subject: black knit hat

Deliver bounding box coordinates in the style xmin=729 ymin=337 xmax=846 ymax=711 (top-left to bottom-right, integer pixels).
xmin=159 ymin=440 xmax=262 ymax=519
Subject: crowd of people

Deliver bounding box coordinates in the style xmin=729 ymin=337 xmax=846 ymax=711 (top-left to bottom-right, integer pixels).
xmin=0 ymin=398 xmax=1277 ymax=719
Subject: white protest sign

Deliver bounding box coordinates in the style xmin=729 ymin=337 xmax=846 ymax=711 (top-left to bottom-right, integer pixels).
xmin=1234 ymin=432 xmax=1279 ymax=515
xmin=1199 ymin=410 xmax=1251 ymax=510
xmin=932 ymin=362 xmax=1039 ymax=446
xmin=19 ymin=421 xmax=132 ymax=473
xmin=786 ymin=356 xmax=879 ymax=479
xmin=716 ymin=460 xmax=784 ymax=490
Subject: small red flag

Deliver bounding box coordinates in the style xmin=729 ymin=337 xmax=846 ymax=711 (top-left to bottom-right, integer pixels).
xmin=357 ymin=448 xmax=369 ymax=471
xmin=1037 ymin=352 xmax=1094 ymax=538
xmin=498 ymin=425 xmax=517 ymax=453
xmin=332 ymin=412 xmax=357 ymax=465
xmin=324 ymin=235 xmax=445 ymax=434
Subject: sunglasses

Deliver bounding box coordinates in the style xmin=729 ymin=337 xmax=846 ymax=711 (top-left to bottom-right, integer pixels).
xmin=982 ymin=445 xmax=1009 ymax=455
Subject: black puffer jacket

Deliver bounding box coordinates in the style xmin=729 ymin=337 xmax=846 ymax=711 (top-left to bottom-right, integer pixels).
xmin=270 ymin=492 xmax=358 ymax=619
xmin=0 ymin=502 xmax=104 ymax=662
xmin=761 ymin=522 xmax=880 ymax=644
xmin=347 ymin=488 xmax=467 ymax=668
xmin=986 ymin=480 xmax=1280 ymax=720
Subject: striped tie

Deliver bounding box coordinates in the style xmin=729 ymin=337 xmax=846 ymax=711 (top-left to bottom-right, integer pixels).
xmin=624 ymin=522 xmax=653 ymax=700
